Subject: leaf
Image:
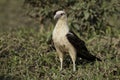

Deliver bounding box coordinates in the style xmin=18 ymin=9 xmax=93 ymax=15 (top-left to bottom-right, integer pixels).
xmin=84 ymin=11 xmax=90 ymax=20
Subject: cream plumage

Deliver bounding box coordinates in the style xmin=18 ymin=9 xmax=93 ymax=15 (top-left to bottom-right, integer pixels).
xmin=52 ymin=10 xmax=101 ymax=71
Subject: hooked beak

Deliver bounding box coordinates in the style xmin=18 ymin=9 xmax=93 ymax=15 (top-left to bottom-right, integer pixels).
xmin=54 ymin=14 xmax=60 ymax=20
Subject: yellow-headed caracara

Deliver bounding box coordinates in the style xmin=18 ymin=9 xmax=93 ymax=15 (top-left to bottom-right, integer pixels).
xmin=52 ymin=10 xmax=101 ymax=71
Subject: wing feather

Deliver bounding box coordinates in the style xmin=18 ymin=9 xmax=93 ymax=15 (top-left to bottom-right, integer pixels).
xmin=66 ymin=30 xmax=101 ymax=61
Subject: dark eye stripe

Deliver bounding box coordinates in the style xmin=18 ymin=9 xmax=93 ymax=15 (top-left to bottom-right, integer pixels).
xmin=61 ymin=13 xmax=65 ymax=15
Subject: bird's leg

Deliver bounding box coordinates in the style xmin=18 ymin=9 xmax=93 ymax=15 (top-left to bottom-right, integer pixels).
xmin=60 ymin=57 xmax=63 ymax=71
xmin=71 ymin=58 xmax=76 ymax=72
xmin=69 ymin=50 xmax=76 ymax=71
xmin=56 ymin=49 xmax=63 ymax=71
xmin=73 ymin=60 xmax=76 ymax=72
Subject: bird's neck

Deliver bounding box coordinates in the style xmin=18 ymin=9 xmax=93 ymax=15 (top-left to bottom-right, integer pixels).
xmin=54 ymin=18 xmax=69 ymax=33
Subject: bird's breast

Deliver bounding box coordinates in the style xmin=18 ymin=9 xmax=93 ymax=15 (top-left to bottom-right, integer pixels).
xmin=53 ymin=36 xmax=69 ymax=53
xmin=53 ymin=31 xmax=74 ymax=53
xmin=52 ymin=21 xmax=70 ymax=53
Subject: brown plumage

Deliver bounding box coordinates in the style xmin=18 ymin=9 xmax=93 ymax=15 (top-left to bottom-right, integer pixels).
xmin=66 ymin=30 xmax=101 ymax=61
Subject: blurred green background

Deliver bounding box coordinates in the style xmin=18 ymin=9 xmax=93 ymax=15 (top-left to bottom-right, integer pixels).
xmin=0 ymin=0 xmax=120 ymax=80
xmin=0 ymin=0 xmax=40 ymax=32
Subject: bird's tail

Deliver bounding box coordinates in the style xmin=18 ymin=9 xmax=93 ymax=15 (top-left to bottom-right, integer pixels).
xmin=84 ymin=54 xmax=102 ymax=61
xmin=77 ymin=52 xmax=102 ymax=62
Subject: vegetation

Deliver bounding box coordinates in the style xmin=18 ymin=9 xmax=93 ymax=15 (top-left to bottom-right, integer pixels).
xmin=24 ymin=0 xmax=120 ymax=34
xmin=0 ymin=0 xmax=120 ymax=80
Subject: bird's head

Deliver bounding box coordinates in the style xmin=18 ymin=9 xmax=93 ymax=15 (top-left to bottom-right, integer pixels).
xmin=54 ymin=10 xmax=67 ymax=20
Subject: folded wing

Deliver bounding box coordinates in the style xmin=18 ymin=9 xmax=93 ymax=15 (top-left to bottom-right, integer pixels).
xmin=66 ymin=30 xmax=101 ymax=61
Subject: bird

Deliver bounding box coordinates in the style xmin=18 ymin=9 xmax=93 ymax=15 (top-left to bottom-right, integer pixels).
xmin=52 ymin=10 xmax=101 ymax=71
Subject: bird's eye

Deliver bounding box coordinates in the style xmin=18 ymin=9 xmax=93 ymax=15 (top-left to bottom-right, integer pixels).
xmin=61 ymin=13 xmax=64 ymax=15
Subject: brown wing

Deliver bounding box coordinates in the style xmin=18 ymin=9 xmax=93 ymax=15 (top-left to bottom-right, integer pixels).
xmin=66 ymin=30 xmax=101 ymax=61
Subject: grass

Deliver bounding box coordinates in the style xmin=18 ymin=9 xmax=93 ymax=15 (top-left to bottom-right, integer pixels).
xmin=0 ymin=0 xmax=120 ymax=80
xmin=0 ymin=27 xmax=120 ymax=80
